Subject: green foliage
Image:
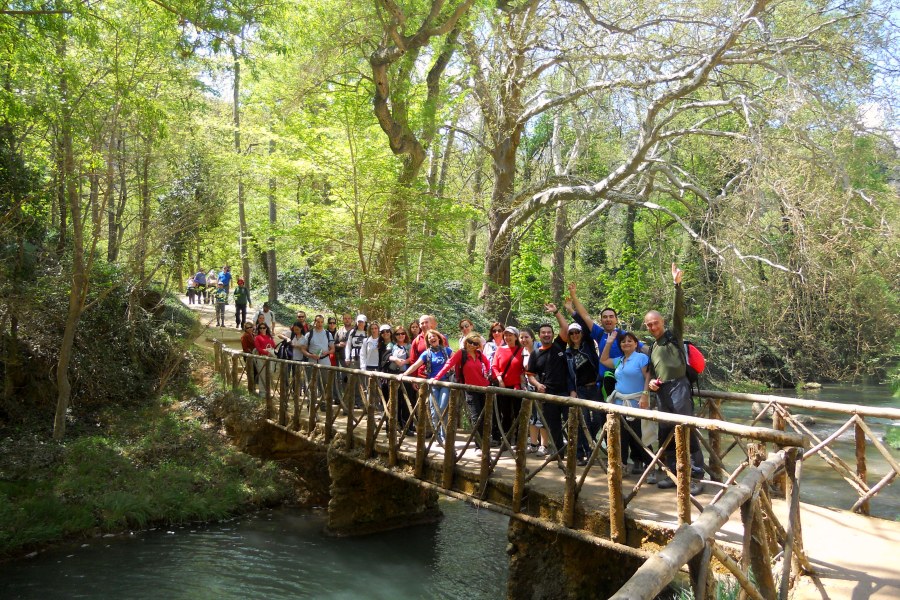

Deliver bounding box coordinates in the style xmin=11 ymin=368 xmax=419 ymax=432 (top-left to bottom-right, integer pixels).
xmin=0 ymin=397 xmax=293 ymax=557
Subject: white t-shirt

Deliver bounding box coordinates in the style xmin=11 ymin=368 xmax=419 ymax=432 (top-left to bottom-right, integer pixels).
xmin=363 ymin=336 xmax=380 ymax=368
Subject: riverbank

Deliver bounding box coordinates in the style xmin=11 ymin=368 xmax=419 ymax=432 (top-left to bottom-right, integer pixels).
xmin=0 ymin=369 xmax=298 ymax=561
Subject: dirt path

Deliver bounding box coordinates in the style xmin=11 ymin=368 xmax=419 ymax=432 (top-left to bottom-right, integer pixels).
xmin=178 ymin=295 xmax=288 ymax=350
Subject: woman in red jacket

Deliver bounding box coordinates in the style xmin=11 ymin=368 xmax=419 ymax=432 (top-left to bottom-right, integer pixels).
xmin=254 ymin=323 xmax=276 ymax=396
xmin=491 ymin=326 xmax=525 ymax=448
xmin=433 ymin=332 xmax=491 ymax=452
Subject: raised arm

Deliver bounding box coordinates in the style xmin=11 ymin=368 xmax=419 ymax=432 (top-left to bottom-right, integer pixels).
xmin=672 ymin=263 xmax=684 ymax=342
xmin=567 ymin=282 xmax=596 ymax=331
xmin=546 ymin=302 xmax=569 ymax=344
xmin=599 ymin=329 xmax=618 ymax=369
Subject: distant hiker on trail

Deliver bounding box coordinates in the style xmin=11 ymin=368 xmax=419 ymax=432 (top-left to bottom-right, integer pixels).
xmin=194 ymin=269 xmax=207 ymax=302
xmin=186 ymin=276 xmax=197 ymax=304
xmin=206 ymin=268 xmax=218 ymax=304
xmin=233 ymin=278 xmax=251 ymax=329
xmin=219 ymin=265 xmax=232 ymax=295
xmin=645 ymin=262 xmax=705 ymax=496
xmin=213 ymin=281 xmax=228 ymax=327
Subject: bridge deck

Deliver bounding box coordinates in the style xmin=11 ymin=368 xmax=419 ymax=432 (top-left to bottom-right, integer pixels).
xmin=335 ymin=411 xmax=900 ymax=599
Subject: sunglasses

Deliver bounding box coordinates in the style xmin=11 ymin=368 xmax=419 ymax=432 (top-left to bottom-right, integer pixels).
xmin=328 ymin=320 xmax=336 ymax=324
xmin=396 ymin=332 xmax=407 ymax=336
xmin=570 ymin=331 xmax=582 ymax=335
xmin=466 ymin=340 xmax=479 ymax=346
xmin=491 ymin=329 xmax=502 ymax=334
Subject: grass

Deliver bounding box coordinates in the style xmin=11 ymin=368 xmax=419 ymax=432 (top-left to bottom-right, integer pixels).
xmin=0 ymin=389 xmax=295 ymax=559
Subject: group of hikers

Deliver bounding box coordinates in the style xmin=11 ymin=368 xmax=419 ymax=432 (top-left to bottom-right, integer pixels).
xmin=186 ymin=266 xmax=253 ymax=329
xmin=224 ymin=263 xmax=705 ymax=496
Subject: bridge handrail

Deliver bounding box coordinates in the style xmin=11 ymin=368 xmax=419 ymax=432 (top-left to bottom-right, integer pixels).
xmin=697 ymin=389 xmax=900 ymax=419
xmin=216 ymin=344 xmax=805 ymax=448
xmin=611 ymin=449 xmax=803 ymax=600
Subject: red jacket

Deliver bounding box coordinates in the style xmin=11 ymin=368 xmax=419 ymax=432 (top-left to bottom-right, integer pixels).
xmin=435 ymin=349 xmax=490 ymax=387
xmin=241 ymin=332 xmax=255 ymax=353
xmin=491 ymin=345 xmax=525 ymax=389
xmin=254 ymin=334 xmax=276 ymax=356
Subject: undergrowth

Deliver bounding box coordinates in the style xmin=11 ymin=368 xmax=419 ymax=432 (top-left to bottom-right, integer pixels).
xmin=0 ymin=385 xmax=295 ymax=559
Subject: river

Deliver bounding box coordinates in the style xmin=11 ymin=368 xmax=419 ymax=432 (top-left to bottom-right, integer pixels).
xmin=0 ymin=499 xmax=510 ymax=599
xmin=1 ymin=383 xmax=896 ymax=598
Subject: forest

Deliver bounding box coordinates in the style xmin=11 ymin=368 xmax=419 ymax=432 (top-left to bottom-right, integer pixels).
xmin=1 ymin=0 xmax=898 ymax=440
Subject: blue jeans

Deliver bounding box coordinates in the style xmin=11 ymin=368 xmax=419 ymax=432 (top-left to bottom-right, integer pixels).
xmin=430 ymin=386 xmax=451 ymax=442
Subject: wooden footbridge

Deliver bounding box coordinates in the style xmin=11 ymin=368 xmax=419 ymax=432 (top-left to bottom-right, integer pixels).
xmin=210 ymin=337 xmax=900 ymax=599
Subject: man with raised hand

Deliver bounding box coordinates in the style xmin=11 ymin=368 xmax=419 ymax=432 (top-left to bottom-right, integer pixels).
xmin=645 ymin=263 xmax=704 ymax=496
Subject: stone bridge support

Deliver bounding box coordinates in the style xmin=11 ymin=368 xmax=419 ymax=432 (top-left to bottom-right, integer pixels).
xmin=506 ymin=518 xmax=647 ymax=599
xmin=326 ymin=446 xmax=442 ymax=536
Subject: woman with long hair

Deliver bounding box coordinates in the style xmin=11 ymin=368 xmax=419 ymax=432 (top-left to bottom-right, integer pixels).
xmin=491 ymin=326 xmax=525 ymax=449
xmin=403 ymin=331 xmax=452 ymax=445
xmin=433 ymin=331 xmax=491 ymax=452
xmin=458 ymin=318 xmax=474 ymax=350
xmin=483 ymin=321 xmax=504 ymax=363
xmin=253 ymin=322 xmax=276 ymax=397
xmin=408 ymin=320 xmax=421 ymax=340
xmin=386 ymin=325 xmax=415 ymax=435
xmin=600 ymin=330 xmax=651 ymax=473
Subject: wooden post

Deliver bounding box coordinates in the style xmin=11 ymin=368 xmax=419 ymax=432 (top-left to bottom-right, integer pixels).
xmin=675 ymin=424 xmax=691 ymax=525
xmin=365 ymin=374 xmax=376 ymax=458
xmin=264 ymin=358 xmax=273 ymax=419
xmin=346 ymin=373 xmax=356 ymax=449
xmin=213 ymin=342 xmax=220 ymax=375
xmin=607 ymin=415 xmax=625 ymax=543
xmin=780 ymin=448 xmax=803 ymax=599
xmin=324 ymin=370 xmax=334 ymax=441
xmin=479 ymin=392 xmax=495 ymax=485
xmin=563 ymin=406 xmax=579 ymax=528
xmin=415 ymin=383 xmax=429 ymax=478
xmin=308 ymin=367 xmax=319 ymax=433
xmin=247 ymin=355 xmax=255 ymax=394
xmin=388 ymin=380 xmax=399 ymax=468
xmin=707 ymin=399 xmax=723 ymax=483
xmin=443 ymin=389 xmax=459 ymax=490
xmin=292 ymin=363 xmax=302 ymax=431
xmin=855 ymin=417 xmax=869 ymax=515
xmin=772 ymin=408 xmax=786 ymax=495
xmin=512 ymin=397 xmax=533 ymax=512
xmin=750 ymin=498 xmax=778 ymax=598
xmin=278 ymin=362 xmax=288 ymax=426
xmin=231 ymin=355 xmax=239 ymax=390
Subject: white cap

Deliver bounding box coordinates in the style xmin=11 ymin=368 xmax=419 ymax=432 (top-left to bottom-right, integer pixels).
xmin=568 ymin=322 xmax=583 ymax=332
xmin=379 ymin=323 xmax=392 ymax=332
xmin=356 ymin=314 xmax=367 ymax=322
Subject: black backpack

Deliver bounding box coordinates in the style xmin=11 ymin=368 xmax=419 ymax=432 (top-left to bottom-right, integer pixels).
xmin=275 ymin=339 xmax=293 ymax=360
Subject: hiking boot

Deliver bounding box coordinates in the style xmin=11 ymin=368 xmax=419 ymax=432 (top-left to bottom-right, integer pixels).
xmin=577 ymin=457 xmax=588 ymax=467
xmin=525 ymin=444 xmax=536 ymax=454
xmin=657 ymin=477 xmax=676 ymax=489
xmin=631 ymin=463 xmax=645 ymax=475
xmin=690 ymin=481 xmax=704 ymax=496
xmin=536 ymin=445 xmax=548 ymax=457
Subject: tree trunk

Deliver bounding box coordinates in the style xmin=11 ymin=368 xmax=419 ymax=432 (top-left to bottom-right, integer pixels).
xmin=233 ymin=46 xmax=250 ymax=287
xmin=550 ymin=199 xmax=568 ymax=303
xmin=136 ymin=152 xmax=150 ymax=282
xmin=53 ymin=41 xmax=85 ymax=440
xmin=267 ymin=138 xmax=277 ymax=302
xmin=481 ymin=139 xmax=517 ymax=322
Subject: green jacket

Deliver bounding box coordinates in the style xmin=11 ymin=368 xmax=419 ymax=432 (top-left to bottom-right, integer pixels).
xmin=213 ymin=287 xmax=228 ymax=304
xmin=649 ymin=283 xmax=687 ymax=382
xmin=233 ymin=285 xmax=251 ymax=306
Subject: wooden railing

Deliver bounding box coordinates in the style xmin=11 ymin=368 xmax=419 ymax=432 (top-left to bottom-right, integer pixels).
xmin=211 ymin=341 xmax=823 ymax=598
xmin=694 ymin=390 xmax=900 ymax=515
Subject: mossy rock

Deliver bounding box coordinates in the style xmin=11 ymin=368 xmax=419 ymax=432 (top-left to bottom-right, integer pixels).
xmin=885 ymin=425 xmax=900 ymax=451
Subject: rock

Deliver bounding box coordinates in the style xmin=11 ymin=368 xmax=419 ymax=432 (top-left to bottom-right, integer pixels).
xmin=793 ymin=414 xmax=816 ymax=425
xmin=885 ymin=425 xmax=900 ymax=451
xmin=751 ymin=402 xmax=774 ymax=419
xmin=802 ymin=382 xmax=822 ymax=390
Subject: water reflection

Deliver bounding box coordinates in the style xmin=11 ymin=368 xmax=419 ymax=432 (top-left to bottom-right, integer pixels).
xmin=0 ymin=499 xmax=510 ymax=599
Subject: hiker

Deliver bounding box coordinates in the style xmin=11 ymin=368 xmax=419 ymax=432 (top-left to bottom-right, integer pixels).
xmin=213 ymin=281 xmax=228 ymax=327
xmin=645 ymin=263 xmax=705 ymax=495
xmin=193 ymin=269 xmax=207 ymax=302
xmin=491 ymin=326 xmax=526 ymax=450
xmin=525 ymin=303 xmax=577 ymax=463
xmin=253 ymin=302 xmax=276 ymax=332
xmin=404 ymin=330 xmax=453 ymax=445
xmin=520 ymin=328 xmax=550 ymax=456
xmin=299 ymin=315 xmax=335 ymax=366
xmin=433 ymin=331 xmax=491 ymax=451
xmin=253 ymin=322 xmax=276 ymax=396
xmin=233 ymin=278 xmax=251 ymax=329
xmin=565 ymin=321 xmax=601 ymax=466
xmin=186 ymin=276 xmax=197 ymax=304
xmin=600 ymin=330 xmax=651 ymax=475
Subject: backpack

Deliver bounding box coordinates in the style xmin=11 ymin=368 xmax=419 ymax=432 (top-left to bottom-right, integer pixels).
xmin=425 ymin=347 xmax=452 ymax=381
xmin=275 ymin=339 xmax=293 ymax=360
xmin=682 ymin=340 xmax=706 ymax=385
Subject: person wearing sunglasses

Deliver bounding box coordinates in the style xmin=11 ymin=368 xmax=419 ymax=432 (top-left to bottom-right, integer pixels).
xmin=458 ymin=319 xmax=474 ymax=350
xmin=432 ymin=332 xmax=491 ymax=452
xmin=253 ymin=322 xmax=276 ymax=397
xmin=483 ymin=322 xmax=504 ymax=363
xmin=566 ymin=322 xmax=601 ymax=467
